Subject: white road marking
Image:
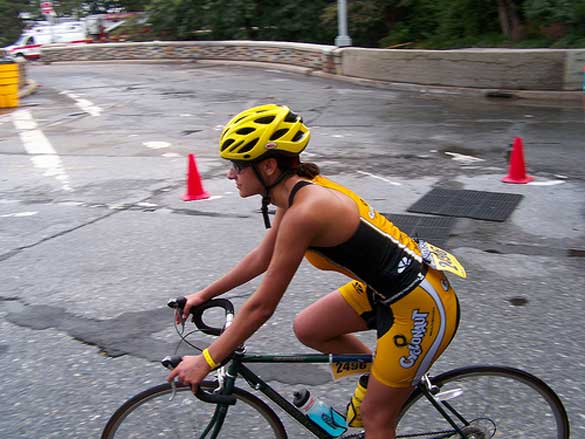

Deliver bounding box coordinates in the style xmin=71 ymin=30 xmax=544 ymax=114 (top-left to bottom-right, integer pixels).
xmin=143 ymin=141 xmax=171 ymax=149
xmin=528 ymin=180 xmax=565 ymax=186
xmin=162 ymin=152 xmax=180 ymax=158
xmin=11 ymin=109 xmax=73 ymax=192
xmin=444 ymin=152 xmax=485 ymax=164
xmin=301 ymin=151 xmax=318 ymax=158
xmin=0 ymin=211 xmax=38 ymax=218
xmin=357 ymin=170 xmax=402 ymax=186
xmin=61 ymin=90 xmax=102 ymax=116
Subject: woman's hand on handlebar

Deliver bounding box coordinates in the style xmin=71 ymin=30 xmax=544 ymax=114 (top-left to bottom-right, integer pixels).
xmin=166 ymin=355 xmax=210 ymax=394
xmin=178 ymin=292 xmax=209 ymax=323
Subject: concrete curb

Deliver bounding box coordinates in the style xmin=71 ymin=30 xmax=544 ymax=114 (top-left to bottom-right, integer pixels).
xmin=311 ymin=70 xmax=583 ymax=102
xmin=18 ymin=79 xmax=39 ymax=99
xmin=44 ymin=58 xmax=583 ymax=103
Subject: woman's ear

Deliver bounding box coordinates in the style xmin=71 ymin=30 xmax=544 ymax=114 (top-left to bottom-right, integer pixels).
xmin=262 ymin=158 xmax=279 ymax=177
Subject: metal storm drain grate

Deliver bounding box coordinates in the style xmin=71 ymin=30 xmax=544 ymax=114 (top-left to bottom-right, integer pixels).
xmin=407 ymin=188 xmax=524 ymax=222
xmin=382 ymin=213 xmax=457 ymax=247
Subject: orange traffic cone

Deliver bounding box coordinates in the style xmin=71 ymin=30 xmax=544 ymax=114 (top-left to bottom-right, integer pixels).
xmin=183 ymin=153 xmax=210 ymax=201
xmin=502 ymin=137 xmax=534 ymax=184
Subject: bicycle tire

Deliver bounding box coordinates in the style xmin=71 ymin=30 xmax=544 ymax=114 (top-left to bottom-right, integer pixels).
xmin=101 ymin=380 xmax=287 ymax=439
xmin=396 ymin=365 xmax=570 ymax=439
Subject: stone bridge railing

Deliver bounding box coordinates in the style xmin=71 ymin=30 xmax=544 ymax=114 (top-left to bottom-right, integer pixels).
xmin=41 ymin=41 xmax=585 ymax=93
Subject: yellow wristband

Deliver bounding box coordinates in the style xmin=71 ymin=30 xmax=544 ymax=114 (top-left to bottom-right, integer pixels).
xmin=202 ymin=348 xmax=218 ymax=369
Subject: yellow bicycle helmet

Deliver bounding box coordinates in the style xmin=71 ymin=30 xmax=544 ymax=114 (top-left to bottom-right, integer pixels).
xmin=219 ymin=104 xmax=310 ymax=161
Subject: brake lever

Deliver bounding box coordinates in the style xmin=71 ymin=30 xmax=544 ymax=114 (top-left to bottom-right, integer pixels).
xmin=169 ymin=380 xmax=177 ymax=401
xmin=175 ymin=309 xmax=186 ymax=333
xmin=162 ymin=355 xmax=182 ymax=401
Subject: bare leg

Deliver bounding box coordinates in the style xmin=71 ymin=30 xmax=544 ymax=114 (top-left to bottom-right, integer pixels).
xmin=294 ymin=290 xmax=370 ymax=354
xmin=361 ymin=375 xmax=414 ymax=439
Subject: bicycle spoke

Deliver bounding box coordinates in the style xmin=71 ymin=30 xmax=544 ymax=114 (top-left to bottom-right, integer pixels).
xmin=102 ymin=382 xmax=286 ymax=439
xmin=396 ymin=367 xmax=568 ymax=439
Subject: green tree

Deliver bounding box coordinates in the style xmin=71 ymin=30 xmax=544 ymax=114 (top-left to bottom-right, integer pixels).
xmin=434 ymin=0 xmax=500 ymax=45
xmin=83 ymin=1 xmax=144 ymax=13
xmin=523 ymin=0 xmax=574 ymax=25
xmin=322 ymin=0 xmax=406 ymax=47
xmin=258 ymin=0 xmax=334 ymax=43
xmin=0 ymin=0 xmax=27 ymax=47
xmin=147 ymin=0 xmax=335 ymax=43
xmin=496 ymin=0 xmax=525 ymax=40
xmin=148 ymin=0 xmax=207 ymax=40
xmin=48 ymin=0 xmax=145 ymax=16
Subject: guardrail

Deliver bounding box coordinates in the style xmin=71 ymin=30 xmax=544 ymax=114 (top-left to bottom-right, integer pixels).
xmin=41 ymin=41 xmax=585 ymax=93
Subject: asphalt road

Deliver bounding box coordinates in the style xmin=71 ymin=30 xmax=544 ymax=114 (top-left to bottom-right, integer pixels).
xmin=0 ymin=61 xmax=583 ymax=438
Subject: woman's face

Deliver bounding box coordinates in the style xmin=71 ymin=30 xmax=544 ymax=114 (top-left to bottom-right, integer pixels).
xmin=227 ymin=162 xmax=261 ymax=198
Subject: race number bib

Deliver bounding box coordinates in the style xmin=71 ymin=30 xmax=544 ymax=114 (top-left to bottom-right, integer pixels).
xmin=418 ymin=241 xmax=467 ymax=279
xmin=330 ymin=359 xmax=372 ymax=381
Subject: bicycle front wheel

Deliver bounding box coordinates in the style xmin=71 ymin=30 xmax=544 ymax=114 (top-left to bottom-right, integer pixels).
xmin=396 ymin=365 xmax=569 ymax=439
xmin=101 ymin=380 xmax=287 ymax=439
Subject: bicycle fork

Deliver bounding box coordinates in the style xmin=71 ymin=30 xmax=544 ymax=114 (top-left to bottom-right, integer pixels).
xmin=197 ymin=357 xmax=241 ymax=439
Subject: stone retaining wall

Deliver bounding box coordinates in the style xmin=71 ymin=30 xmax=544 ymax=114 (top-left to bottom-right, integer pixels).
xmin=42 ymin=41 xmax=337 ymax=73
xmin=41 ymin=41 xmax=585 ymax=92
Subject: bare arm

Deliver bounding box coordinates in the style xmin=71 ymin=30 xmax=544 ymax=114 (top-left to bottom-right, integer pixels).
xmin=181 ymin=209 xmax=284 ymax=319
xmin=168 ymin=205 xmax=321 ymax=387
xmin=202 ymin=208 xmax=284 ymax=298
xmin=201 ymin=206 xmax=321 ymax=364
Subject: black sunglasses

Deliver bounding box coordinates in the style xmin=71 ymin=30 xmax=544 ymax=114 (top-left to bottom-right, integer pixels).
xmin=231 ymin=161 xmax=252 ymax=174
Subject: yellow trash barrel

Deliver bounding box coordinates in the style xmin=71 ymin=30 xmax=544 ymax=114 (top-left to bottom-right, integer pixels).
xmin=0 ymin=60 xmax=19 ymax=108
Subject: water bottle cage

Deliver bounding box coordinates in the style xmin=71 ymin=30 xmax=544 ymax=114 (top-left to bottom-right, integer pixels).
xmin=325 ymin=407 xmax=347 ymax=429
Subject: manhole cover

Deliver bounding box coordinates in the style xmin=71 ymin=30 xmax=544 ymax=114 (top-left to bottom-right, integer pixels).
xmin=407 ymin=188 xmax=523 ymax=222
xmin=382 ymin=213 xmax=456 ymax=247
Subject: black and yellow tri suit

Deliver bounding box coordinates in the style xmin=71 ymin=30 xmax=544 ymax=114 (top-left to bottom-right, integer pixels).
xmin=290 ymin=176 xmax=460 ymax=388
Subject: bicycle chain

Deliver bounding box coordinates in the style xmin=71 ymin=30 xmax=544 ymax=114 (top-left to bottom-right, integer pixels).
xmin=342 ymin=430 xmax=457 ymax=439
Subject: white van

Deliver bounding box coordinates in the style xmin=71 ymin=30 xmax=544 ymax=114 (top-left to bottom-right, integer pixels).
xmin=4 ymin=21 xmax=90 ymax=60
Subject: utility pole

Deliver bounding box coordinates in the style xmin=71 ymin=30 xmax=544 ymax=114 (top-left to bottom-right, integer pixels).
xmin=335 ymin=0 xmax=352 ymax=47
xmin=41 ymin=1 xmax=56 ymax=43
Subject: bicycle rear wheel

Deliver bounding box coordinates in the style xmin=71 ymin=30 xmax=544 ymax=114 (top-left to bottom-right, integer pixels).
xmin=396 ymin=365 xmax=569 ymax=439
xmin=101 ymin=380 xmax=287 ymax=439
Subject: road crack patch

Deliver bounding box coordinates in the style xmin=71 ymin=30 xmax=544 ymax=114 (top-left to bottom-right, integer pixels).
xmin=3 ymin=299 xmax=330 ymax=385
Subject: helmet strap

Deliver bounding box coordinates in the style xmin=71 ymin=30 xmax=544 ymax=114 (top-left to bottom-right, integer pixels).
xmin=252 ymin=164 xmax=294 ymax=229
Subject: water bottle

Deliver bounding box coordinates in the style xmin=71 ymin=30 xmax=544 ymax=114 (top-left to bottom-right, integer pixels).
xmin=292 ymin=389 xmax=348 ymax=437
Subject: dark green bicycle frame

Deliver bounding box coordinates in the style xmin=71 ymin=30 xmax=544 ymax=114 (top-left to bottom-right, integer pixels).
xmin=204 ymin=352 xmax=374 ymax=439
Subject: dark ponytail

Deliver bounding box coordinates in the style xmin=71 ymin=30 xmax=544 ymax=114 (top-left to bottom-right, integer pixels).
xmin=295 ymin=162 xmax=320 ymax=179
xmin=274 ymin=155 xmax=320 ymax=179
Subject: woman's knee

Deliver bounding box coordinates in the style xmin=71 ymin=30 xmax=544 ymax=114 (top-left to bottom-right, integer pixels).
xmin=293 ymin=311 xmax=318 ymax=346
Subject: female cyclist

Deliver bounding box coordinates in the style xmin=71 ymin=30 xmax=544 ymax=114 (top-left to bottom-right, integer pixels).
xmin=167 ymin=104 xmax=461 ymax=439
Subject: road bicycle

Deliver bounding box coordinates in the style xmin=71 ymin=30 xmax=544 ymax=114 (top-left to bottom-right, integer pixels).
xmin=101 ymin=298 xmax=570 ymax=439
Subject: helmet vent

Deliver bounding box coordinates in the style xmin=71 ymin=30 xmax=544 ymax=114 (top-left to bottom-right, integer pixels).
xmin=227 ymin=140 xmax=243 ymax=152
xmin=255 ymin=116 xmax=275 ymax=125
xmin=292 ymin=130 xmax=305 ymax=142
xmin=221 ymin=138 xmax=234 ymax=151
xmin=236 ymin=127 xmax=255 ymax=135
xmin=284 ymin=111 xmax=299 ymax=123
xmin=239 ymin=138 xmax=259 ymax=153
xmin=270 ymin=129 xmax=288 ymax=141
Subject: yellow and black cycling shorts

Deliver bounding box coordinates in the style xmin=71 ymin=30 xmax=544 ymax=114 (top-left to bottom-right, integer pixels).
xmin=339 ymin=268 xmax=460 ymax=388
